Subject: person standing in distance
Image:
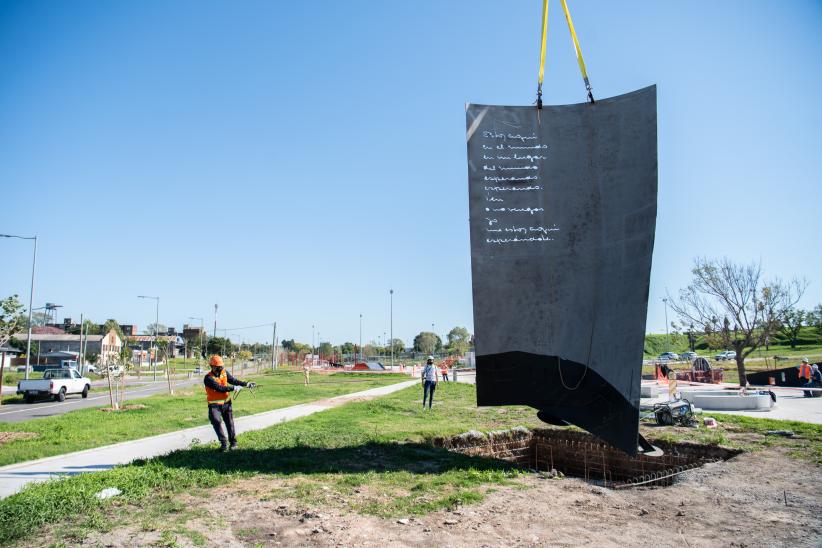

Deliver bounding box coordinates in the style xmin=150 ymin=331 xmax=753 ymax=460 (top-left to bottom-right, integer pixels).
xmin=204 ymin=355 xmax=255 ymax=452
xmin=421 ymin=356 xmax=439 ymax=409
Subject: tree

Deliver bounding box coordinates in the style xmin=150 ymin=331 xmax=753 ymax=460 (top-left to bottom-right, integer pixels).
xmin=144 ymin=323 xmax=167 ymax=336
xmin=669 ymin=258 xmax=806 ymax=386
xmin=446 ymin=327 xmax=471 ymax=356
xmin=389 ymin=338 xmax=405 ymax=356
xmin=413 ymin=331 xmax=442 ymax=355
xmin=340 ymin=341 xmax=356 ymax=355
xmin=812 ymin=304 xmax=822 ymax=338
xmin=319 ymin=341 xmax=334 ymax=358
xmin=101 ymin=319 xmax=125 ymax=339
xmin=0 ymin=295 xmax=25 ymax=406
xmin=281 ymin=339 xmax=296 ymax=352
xmin=779 ymin=308 xmax=807 ymax=349
xmin=28 ymin=311 xmax=48 ymax=327
xmin=238 ymin=350 xmax=253 ymax=361
xmin=207 ymin=336 xmax=235 ymax=356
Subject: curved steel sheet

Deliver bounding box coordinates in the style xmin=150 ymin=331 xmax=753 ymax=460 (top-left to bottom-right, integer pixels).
xmin=466 ymin=86 xmax=657 ymax=455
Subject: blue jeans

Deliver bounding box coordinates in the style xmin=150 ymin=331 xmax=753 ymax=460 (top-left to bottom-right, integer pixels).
xmin=423 ymin=380 xmax=437 ymax=408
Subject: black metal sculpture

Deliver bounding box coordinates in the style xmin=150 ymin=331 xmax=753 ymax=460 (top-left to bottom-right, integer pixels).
xmin=466 ymin=86 xmax=658 ymax=456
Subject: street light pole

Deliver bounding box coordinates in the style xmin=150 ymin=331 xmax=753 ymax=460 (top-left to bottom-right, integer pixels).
xmin=358 ymin=314 xmax=362 ymax=364
xmin=138 ymin=295 xmax=159 ymax=381
xmin=662 ymin=298 xmax=670 ymax=352
xmin=1 ymin=234 xmax=37 ymax=380
xmin=390 ymin=289 xmax=394 ymax=369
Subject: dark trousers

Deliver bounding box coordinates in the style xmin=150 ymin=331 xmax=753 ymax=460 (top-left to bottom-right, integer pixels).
xmin=208 ymin=401 xmax=236 ymax=445
xmin=423 ymin=380 xmax=437 ymax=408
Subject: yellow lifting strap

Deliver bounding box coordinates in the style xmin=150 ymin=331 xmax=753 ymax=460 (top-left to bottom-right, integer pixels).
xmin=559 ymin=0 xmax=594 ymax=103
xmin=536 ymin=0 xmax=595 ymax=107
xmin=536 ymin=0 xmax=549 ymax=108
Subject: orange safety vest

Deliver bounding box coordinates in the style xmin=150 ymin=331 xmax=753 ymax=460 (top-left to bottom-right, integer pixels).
xmin=799 ymin=364 xmax=812 ymax=381
xmin=205 ymin=370 xmax=229 ymax=404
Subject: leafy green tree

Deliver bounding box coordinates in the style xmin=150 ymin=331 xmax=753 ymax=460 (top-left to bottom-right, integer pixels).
xmin=413 ymin=331 xmax=442 ymax=355
xmin=810 ymin=304 xmax=822 ymax=336
xmin=238 ymin=350 xmax=253 ymax=361
xmin=389 ymin=338 xmax=405 ymax=356
xmin=446 ymin=327 xmax=471 ymax=356
xmin=101 ymin=319 xmax=125 ymax=339
xmin=319 ymin=341 xmax=334 ymax=358
xmin=340 ymin=342 xmax=356 ymax=355
xmin=779 ymin=308 xmax=807 ymax=349
xmin=206 ymin=336 xmax=235 ymax=356
xmin=281 ymin=339 xmax=296 ymax=352
xmin=0 ymin=295 xmax=25 ymax=404
xmin=85 ymin=352 xmax=99 ymax=365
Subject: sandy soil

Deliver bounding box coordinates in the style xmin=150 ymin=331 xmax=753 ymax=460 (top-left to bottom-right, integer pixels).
xmin=76 ymin=446 xmax=822 ymax=548
xmin=0 ymin=431 xmax=37 ymax=444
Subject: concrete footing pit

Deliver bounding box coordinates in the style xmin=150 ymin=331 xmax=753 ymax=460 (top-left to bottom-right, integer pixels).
xmin=435 ymin=428 xmax=740 ymax=489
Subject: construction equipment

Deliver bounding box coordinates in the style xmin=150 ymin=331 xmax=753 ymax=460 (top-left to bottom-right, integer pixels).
xmin=653 ymin=399 xmax=696 ymax=427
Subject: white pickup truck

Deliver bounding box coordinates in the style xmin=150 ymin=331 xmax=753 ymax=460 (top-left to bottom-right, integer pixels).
xmin=17 ymin=368 xmax=92 ymax=403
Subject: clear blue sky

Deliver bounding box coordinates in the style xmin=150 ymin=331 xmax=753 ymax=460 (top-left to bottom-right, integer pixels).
xmin=1 ymin=1 xmax=820 ymax=347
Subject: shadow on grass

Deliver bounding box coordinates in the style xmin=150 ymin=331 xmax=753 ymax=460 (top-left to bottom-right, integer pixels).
xmin=146 ymin=441 xmax=516 ymax=477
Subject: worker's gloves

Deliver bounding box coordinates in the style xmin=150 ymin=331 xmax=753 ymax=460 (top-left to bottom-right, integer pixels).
xmin=247 ymin=382 xmax=257 ymax=389
xmin=233 ymin=385 xmax=242 ymax=392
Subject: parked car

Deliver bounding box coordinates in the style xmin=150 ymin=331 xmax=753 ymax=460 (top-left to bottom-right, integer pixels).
xmin=681 ymin=351 xmax=697 ymax=361
xmin=16 ymin=368 xmax=91 ymax=403
xmin=715 ymin=350 xmax=737 ymax=361
xmin=658 ymin=352 xmax=679 ymax=361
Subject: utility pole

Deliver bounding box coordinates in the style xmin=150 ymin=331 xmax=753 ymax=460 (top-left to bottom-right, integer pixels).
xmin=390 ymin=289 xmax=394 ymax=369
xmin=213 ymin=304 xmax=218 ymax=339
xmin=79 ymin=313 xmax=84 ymax=374
xmin=663 ymin=298 xmax=670 ymax=352
xmin=358 ymin=314 xmax=362 ymax=364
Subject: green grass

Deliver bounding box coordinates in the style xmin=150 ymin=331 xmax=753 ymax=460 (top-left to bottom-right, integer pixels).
xmin=0 ymin=383 xmax=539 ymax=545
xmin=2 ymin=381 xmax=820 ymax=546
xmin=0 ymin=371 xmax=407 ymax=467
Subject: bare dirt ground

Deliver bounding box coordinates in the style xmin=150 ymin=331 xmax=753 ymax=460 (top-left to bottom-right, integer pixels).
xmin=77 ymin=447 xmax=822 ymax=548
xmin=0 ymin=431 xmax=37 ymax=445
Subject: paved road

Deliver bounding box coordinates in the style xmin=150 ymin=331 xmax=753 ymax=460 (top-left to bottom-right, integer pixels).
xmin=0 ymin=364 xmax=268 ymax=423
xmin=0 ymin=378 xmax=203 ymax=423
xmin=0 ymin=379 xmax=417 ymax=498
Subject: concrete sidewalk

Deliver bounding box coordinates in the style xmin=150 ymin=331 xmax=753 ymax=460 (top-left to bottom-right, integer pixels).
xmin=0 ymin=379 xmax=417 ymax=499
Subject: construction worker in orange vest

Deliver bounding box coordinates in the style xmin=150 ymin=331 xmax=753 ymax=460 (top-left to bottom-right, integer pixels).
xmin=799 ymin=357 xmax=812 ymax=383
xmin=204 ymin=355 xmax=255 ymax=452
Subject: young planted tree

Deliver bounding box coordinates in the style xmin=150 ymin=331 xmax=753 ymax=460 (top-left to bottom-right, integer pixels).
xmin=668 ymin=258 xmax=806 ymax=386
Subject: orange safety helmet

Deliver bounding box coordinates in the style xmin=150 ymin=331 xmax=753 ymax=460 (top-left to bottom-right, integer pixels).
xmin=209 ymin=355 xmax=225 ymax=367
